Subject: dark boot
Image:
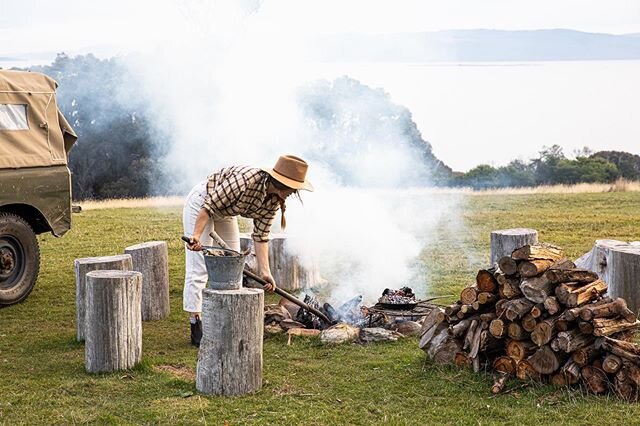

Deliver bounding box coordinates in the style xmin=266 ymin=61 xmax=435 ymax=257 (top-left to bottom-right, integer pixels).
xmin=190 ymin=318 xmax=202 ymax=347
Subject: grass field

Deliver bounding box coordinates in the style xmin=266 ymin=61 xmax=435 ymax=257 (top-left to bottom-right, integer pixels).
xmin=1 ymin=192 xmax=640 ymax=425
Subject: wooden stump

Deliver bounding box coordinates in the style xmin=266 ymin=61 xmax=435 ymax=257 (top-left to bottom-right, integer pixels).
xmin=125 ymin=241 xmax=170 ymax=321
xmin=74 ymin=254 xmax=132 ymax=342
xmin=84 ymin=270 xmax=142 ymax=373
xmin=576 ymin=240 xmax=640 ymax=314
xmin=240 ymin=233 xmax=322 ymax=291
xmin=196 ymin=287 xmax=264 ymax=396
xmin=490 ymin=228 xmax=538 ymax=266
xmin=607 ymin=244 xmax=640 ymax=315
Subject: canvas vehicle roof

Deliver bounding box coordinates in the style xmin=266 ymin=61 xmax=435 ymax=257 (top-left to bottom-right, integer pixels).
xmin=0 ymin=69 xmax=77 ymax=169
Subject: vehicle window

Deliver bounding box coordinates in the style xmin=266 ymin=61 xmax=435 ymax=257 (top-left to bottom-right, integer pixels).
xmin=0 ymin=104 xmax=28 ymax=130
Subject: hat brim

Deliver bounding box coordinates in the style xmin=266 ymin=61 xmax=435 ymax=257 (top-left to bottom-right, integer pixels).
xmin=262 ymin=168 xmax=314 ymax=191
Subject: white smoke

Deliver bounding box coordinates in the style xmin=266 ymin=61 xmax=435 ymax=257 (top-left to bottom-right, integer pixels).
xmin=122 ymin=0 xmax=463 ymax=303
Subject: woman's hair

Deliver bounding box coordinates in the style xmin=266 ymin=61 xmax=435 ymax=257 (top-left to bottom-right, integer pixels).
xmin=269 ymin=176 xmax=302 ymax=230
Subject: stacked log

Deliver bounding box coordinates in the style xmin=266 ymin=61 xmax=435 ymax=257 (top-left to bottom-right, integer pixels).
xmin=420 ymin=242 xmax=640 ymax=401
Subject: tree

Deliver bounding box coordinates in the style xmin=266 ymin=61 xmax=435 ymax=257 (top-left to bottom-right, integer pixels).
xmin=29 ymin=54 xmax=171 ymax=200
xmin=591 ymin=151 xmax=640 ymax=181
xmin=297 ymin=76 xmax=452 ymax=187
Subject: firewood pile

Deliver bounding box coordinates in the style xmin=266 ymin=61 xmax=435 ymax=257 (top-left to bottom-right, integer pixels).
xmin=420 ymin=242 xmax=640 ymax=401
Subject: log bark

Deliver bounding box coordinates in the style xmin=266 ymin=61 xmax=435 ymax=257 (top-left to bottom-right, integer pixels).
xmin=512 ymin=243 xmax=564 ymax=261
xmin=621 ymin=360 xmax=640 ymax=386
xmin=444 ymin=303 xmax=462 ymax=318
xmin=565 ymin=279 xmax=608 ymax=308
xmin=582 ymin=365 xmax=609 ymax=394
xmin=476 ymin=269 xmax=498 ymax=293
xmin=463 ymin=320 xmax=479 ymax=351
xmin=498 ymin=257 xmax=518 ymax=276
xmin=555 ymin=329 xmax=595 ymax=353
xmin=490 ymin=228 xmax=538 ymax=266
xmin=597 ymin=337 xmax=640 ymax=364
xmin=565 ymin=297 xmax=613 ymax=321
xmin=507 ymin=322 xmax=529 ymax=341
xmin=551 ymin=359 xmax=581 ymax=386
xmin=518 ymin=259 xmax=555 ymax=278
xmin=422 ymin=324 xmax=462 ymax=364
xmin=544 ymin=297 xmax=561 ymax=315
xmin=555 ymin=282 xmax=579 ymax=305
xmin=572 ymin=344 xmax=601 ymax=367
xmin=197 ymin=287 xmax=264 ymax=395
xmin=480 ymin=330 xmax=501 ymax=353
xmin=516 ymin=359 xmax=541 ymax=381
xmin=506 ymin=339 xmax=537 ymax=361
xmin=521 ymin=313 xmax=538 ymax=332
xmin=449 ymin=319 xmax=472 ymax=338
xmin=528 ymin=345 xmax=563 ymax=375
xmin=124 ymin=241 xmax=170 ymax=321
xmin=592 ymin=318 xmax=640 ymax=337
xmin=454 ymin=352 xmax=472 ymax=368
xmin=614 ymin=373 xmax=637 ymax=402
xmin=491 ymin=373 xmax=509 ymax=395
xmin=545 ymin=268 xmax=598 ymax=284
xmin=477 ymin=292 xmax=498 ymax=305
xmin=497 ymin=275 xmax=522 ymax=299
xmin=84 ymin=270 xmax=142 ymax=373
xmin=520 ymin=275 xmax=555 ymax=304
xmin=580 ymin=298 xmax=635 ymax=322
xmin=460 ymin=286 xmax=480 ymax=305
xmin=578 ymin=321 xmax=594 ymax=335
xmin=531 ymin=315 xmax=561 ymax=347
xmin=495 ymin=299 xmax=509 ymax=318
xmin=489 ymin=319 xmax=508 ymax=339
xmin=530 ymin=304 xmax=545 ymax=318
xmin=419 ymin=308 xmax=445 ymax=349
xmin=469 ymin=325 xmax=484 ymax=359
xmin=602 ymin=354 xmax=623 ymax=374
xmin=504 ymin=298 xmax=535 ymax=321
xmin=493 ymin=356 xmax=517 ymax=375
xmin=74 ymin=254 xmax=133 ymax=342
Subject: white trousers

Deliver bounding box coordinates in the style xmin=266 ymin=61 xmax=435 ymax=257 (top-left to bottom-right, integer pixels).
xmin=182 ymin=180 xmax=241 ymax=313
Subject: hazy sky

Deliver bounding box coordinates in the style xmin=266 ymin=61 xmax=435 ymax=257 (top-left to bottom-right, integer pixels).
xmin=2 ymin=0 xmax=640 ymax=56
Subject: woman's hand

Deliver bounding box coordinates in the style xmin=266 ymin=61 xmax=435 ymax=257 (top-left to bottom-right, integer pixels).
xmin=186 ymin=235 xmax=203 ymax=251
xmin=261 ymin=273 xmax=277 ymax=292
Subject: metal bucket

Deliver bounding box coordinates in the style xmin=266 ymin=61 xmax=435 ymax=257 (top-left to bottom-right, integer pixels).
xmin=203 ymin=247 xmax=245 ymax=290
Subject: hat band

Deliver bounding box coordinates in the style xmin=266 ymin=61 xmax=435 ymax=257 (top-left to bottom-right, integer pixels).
xmin=273 ymin=167 xmax=305 ymax=183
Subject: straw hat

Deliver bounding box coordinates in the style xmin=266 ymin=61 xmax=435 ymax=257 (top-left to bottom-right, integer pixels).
xmin=262 ymin=155 xmax=314 ymax=191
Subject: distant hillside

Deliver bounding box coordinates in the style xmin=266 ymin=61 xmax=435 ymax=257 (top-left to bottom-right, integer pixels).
xmin=297 ymin=77 xmax=452 ymax=187
xmin=307 ymin=29 xmax=640 ymax=62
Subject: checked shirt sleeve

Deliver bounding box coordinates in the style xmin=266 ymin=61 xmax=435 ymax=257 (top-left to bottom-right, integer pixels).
xmin=252 ymin=212 xmax=276 ymax=242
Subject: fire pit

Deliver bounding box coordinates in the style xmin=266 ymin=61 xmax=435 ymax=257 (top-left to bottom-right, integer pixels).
xmin=264 ymin=287 xmax=443 ymax=344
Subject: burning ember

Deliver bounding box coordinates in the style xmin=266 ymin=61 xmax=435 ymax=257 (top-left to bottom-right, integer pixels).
xmin=379 ymin=287 xmax=416 ymax=305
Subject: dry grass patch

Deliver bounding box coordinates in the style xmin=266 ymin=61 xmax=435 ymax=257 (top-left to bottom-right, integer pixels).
xmin=79 ymin=196 xmax=184 ymax=210
xmin=154 ymin=364 xmax=196 ymax=382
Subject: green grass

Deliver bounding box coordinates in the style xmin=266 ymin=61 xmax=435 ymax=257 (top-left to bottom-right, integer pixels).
xmin=1 ymin=192 xmax=640 ymax=425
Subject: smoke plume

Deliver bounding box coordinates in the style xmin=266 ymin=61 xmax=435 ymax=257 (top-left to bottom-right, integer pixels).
xmin=122 ymin=0 xmax=463 ymax=303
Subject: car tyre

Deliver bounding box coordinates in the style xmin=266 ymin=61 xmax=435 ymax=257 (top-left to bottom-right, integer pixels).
xmin=0 ymin=213 xmax=40 ymax=306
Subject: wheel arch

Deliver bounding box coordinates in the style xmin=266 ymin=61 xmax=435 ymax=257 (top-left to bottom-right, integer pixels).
xmin=0 ymin=204 xmax=52 ymax=235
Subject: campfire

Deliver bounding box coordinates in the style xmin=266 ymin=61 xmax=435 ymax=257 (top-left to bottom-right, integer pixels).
xmin=420 ymin=242 xmax=640 ymax=401
xmin=264 ymin=287 xmax=432 ymax=345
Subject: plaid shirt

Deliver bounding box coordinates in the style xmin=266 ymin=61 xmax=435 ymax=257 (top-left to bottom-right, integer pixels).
xmin=202 ymin=166 xmax=280 ymax=242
